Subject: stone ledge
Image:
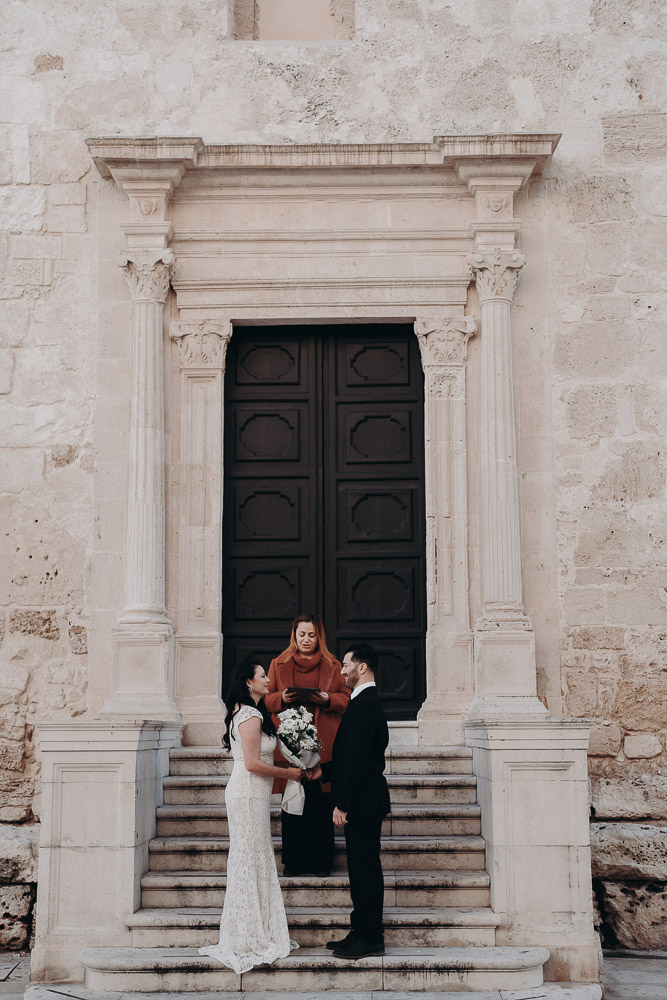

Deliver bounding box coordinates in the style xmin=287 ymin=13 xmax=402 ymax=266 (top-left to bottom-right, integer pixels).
xmin=87 ymin=134 xmax=561 ymax=178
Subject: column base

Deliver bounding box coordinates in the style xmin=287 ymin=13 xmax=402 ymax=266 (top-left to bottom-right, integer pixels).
xmin=32 ymin=721 xmax=182 ymax=982
xmin=473 ymin=620 xmax=540 ymax=707
xmin=466 ymin=695 xmax=548 ymax=721
xmin=175 ymin=631 xmax=224 ymax=743
xmin=102 ymin=621 xmax=180 ymax=722
xmin=465 ymin=718 xmax=598 ymax=984
xmin=418 ymin=700 xmax=467 ymax=744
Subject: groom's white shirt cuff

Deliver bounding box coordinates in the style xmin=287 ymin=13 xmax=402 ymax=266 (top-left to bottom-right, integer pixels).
xmin=351 ymin=681 xmax=376 ymax=700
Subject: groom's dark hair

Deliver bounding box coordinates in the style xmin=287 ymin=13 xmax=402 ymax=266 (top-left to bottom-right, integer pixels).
xmin=344 ymin=643 xmax=378 ymax=675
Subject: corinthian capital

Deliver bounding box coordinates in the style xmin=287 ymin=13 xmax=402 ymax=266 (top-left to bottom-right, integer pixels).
xmin=170 ymin=320 xmax=233 ymax=370
xmin=414 ymin=316 xmax=477 ymax=366
xmin=119 ymin=250 xmax=175 ymax=303
xmin=468 ymin=249 xmax=526 ymax=303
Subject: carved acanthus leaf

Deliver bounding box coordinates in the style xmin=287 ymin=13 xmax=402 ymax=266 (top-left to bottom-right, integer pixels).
xmin=414 ymin=316 xmax=477 ymax=366
xmin=119 ymin=250 xmax=174 ymax=303
xmin=468 ymin=248 xmax=526 ymax=302
xmin=170 ymin=321 xmax=233 ymax=369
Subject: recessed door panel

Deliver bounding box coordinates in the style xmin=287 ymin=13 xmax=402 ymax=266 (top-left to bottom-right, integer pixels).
xmin=340 ymin=340 xmax=411 ymax=390
xmin=339 ymin=485 xmax=417 ymax=547
xmin=234 ymin=339 xmax=301 ymax=386
xmin=232 ymin=404 xmax=305 ymax=465
xmin=233 ymin=482 xmax=306 ymax=546
xmin=233 ymin=560 xmax=308 ymax=622
xmin=223 ymin=325 xmax=426 ymax=719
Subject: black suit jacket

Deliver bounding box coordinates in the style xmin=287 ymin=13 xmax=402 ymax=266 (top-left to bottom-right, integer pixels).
xmin=322 ymin=685 xmax=390 ymax=818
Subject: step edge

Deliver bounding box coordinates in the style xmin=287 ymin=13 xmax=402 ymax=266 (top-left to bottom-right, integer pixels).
xmin=80 ymin=944 xmax=550 ymax=973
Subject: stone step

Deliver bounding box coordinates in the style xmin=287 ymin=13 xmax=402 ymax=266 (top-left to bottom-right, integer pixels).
xmin=127 ymin=905 xmax=502 ymax=948
xmin=27 ymin=983 xmax=605 ymax=1000
xmin=148 ymin=834 xmax=487 ymax=872
xmin=169 ymin=745 xmax=474 ymax=777
xmin=141 ymin=869 xmax=491 ymax=909
xmin=155 ymin=802 xmax=482 ymax=838
xmin=80 ymin=944 xmax=550 ymax=993
xmin=163 ymin=773 xmax=478 ymax=806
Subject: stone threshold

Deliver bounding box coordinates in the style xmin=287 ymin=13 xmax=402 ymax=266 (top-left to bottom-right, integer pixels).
xmin=25 ymin=985 xmax=603 ymax=1000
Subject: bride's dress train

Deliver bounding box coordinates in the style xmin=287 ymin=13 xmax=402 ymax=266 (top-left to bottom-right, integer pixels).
xmin=199 ymin=704 xmax=298 ymax=974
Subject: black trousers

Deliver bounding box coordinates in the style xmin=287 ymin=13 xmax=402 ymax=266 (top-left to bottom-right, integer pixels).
xmin=281 ymin=779 xmax=334 ymax=874
xmin=344 ymin=813 xmax=384 ymax=945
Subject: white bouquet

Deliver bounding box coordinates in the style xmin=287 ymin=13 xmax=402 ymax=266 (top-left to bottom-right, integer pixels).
xmin=277 ymin=706 xmax=321 ymax=815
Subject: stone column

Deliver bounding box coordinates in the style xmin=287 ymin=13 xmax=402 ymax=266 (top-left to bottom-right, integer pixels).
xmin=93 ymin=154 xmax=192 ymax=722
xmin=169 ymin=320 xmax=233 ymax=743
xmin=467 ymin=247 xmax=545 ymax=716
xmin=415 ymin=316 xmax=476 ymax=744
xmin=472 ymin=247 xmax=527 ymax=619
xmin=449 ymin=157 xmax=549 ymax=720
xmin=101 ymin=250 xmax=179 ymax=721
xmin=120 ymin=251 xmax=174 ymax=622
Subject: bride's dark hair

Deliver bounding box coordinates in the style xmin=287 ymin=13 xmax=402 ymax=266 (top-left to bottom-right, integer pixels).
xmin=223 ymin=657 xmax=277 ymax=751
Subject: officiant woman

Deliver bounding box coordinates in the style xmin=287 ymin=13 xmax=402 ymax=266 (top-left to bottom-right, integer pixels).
xmin=265 ymin=613 xmax=350 ymax=876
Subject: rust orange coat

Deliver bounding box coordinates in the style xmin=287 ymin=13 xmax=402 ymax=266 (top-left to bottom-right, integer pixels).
xmin=265 ymin=652 xmax=351 ymax=794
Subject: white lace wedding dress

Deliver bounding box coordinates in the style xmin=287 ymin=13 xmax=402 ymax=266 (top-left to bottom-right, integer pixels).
xmin=198 ymin=704 xmax=298 ymax=974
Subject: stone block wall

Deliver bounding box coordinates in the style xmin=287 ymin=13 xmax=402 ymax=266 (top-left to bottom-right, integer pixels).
xmin=2 ymin=0 xmax=666 ymax=953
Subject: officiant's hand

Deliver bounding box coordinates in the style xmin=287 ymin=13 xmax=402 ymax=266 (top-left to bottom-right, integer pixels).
xmin=310 ymin=690 xmax=330 ymax=705
xmin=286 ymin=767 xmax=305 ymax=782
xmin=305 ymin=765 xmax=322 ymax=781
xmin=282 ymin=688 xmax=299 ymax=705
xmin=333 ymin=807 xmax=348 ymax=826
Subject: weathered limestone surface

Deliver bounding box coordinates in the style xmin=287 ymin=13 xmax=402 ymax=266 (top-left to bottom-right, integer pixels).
xmin=2 ymin=0 xmax=666 ymax=957
xmin=0 ymin=825 xmax=39 ymax=948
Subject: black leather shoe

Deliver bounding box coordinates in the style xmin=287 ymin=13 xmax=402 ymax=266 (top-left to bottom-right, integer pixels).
xmin=325 ymin=930 xmax=356 ymax=951
xmin=332 ymin=938 xmax=385 ymax=959
xmin=282 ymin=867 xmax=302 ymax=877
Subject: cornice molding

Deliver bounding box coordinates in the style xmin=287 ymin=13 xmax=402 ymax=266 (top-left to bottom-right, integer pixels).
xmin=87 ymin=134 xmax=560 ymax=184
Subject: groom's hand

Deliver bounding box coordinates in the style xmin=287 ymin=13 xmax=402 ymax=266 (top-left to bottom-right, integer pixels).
xmin=333 ymin=807 xmax=348 ymax=826
xmin=305 ymin=765 xmax=322 ymax=781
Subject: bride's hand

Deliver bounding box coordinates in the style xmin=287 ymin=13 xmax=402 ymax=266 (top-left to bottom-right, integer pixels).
xmin=286 ymin=767 xmax=305 ymax=782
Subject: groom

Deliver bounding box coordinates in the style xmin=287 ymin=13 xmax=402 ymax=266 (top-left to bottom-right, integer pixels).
xmin=312 ymin=643 xmax=390 ymax=959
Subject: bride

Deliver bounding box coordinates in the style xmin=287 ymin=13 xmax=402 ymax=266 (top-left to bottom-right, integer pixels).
xmin=199 ymin=657 xmax=304 ymax=974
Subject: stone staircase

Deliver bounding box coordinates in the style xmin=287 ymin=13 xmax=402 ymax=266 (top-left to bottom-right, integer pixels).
xmin=80 ymin=745 xmax=550 ymax=993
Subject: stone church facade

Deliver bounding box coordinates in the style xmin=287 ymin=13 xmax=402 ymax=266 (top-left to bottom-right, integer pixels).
xmin=1 ymin=0 xmax=666 ymax=988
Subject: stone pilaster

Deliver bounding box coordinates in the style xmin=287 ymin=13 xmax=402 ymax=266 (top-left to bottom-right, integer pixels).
xmin=415 ymin=315 xmax=476 ymax=743
xmin=467 ymin=247 xmax=545 ymax=717
xmin=455 ymin=158 xmax=548 ymax=720
xmin=95 ymin=158 xmax=188 ymax=723
xmin=102 ymin=250 xmax=179 ymax=721
xmin=119 ymin=251 xmax=173 ymax=623
xmin=169 ymin=320 xmax=233 ymax=743
xmin=470 ymin=248 xmax=527 ymax=621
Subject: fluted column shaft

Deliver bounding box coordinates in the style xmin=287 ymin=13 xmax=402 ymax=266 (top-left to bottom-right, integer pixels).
xmin=466 ymin=248 xmax=545 ymax=715
xmin=470 ymin=250 xmax=527 ymax=623
xmin=119 ymin=251 xmax=174 ymax=622
xmin=415 ymin=316 xmax=476 ymax=744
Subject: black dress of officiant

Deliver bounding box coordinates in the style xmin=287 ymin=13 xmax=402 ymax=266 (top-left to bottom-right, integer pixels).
xmin=265 ymin=614 xmax=350 ymax=875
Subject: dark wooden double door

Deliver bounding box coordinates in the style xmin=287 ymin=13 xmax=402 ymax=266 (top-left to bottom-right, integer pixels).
xmin=223 ymin=325 xmax=426 ymax=719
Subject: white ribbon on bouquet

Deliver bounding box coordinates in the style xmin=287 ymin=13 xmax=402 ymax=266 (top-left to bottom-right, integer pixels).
xmin=278 ymin=739 xmax=321 ymax=815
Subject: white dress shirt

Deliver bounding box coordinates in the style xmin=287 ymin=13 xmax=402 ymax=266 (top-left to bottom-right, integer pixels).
xmin=350 ymin=680 xmax=376 ymax=700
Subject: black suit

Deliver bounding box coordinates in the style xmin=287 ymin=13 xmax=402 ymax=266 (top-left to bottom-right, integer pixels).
xmin=322 ymin=684 xmax=390 ymax=946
